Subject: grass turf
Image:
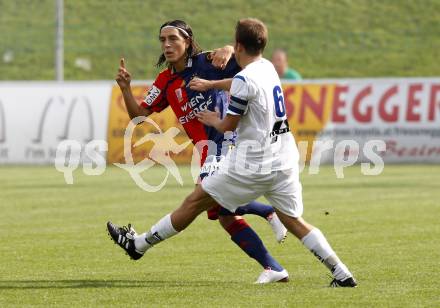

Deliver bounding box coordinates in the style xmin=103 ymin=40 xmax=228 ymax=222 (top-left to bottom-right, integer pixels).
xmin=1 ymin=0 xmax=439 ymax=80
xmin=0 ymin=164 xmax=439 ymax=307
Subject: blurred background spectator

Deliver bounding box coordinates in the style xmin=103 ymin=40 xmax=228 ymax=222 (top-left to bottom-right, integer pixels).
xmin=271 ymin=48 xmax=302 ymax=80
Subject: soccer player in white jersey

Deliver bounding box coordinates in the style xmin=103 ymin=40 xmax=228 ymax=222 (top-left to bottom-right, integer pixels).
xmin=198 ymin=18 xmax=356 ymax=287
xmin=109 ymin=18 xmax=357 ymax=287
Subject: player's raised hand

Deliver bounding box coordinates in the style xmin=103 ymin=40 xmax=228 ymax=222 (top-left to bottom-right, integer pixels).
xmin=210 ymin=45 xmax=234 ymax=69
xmin=189 ymin=77 xmax=213 ymax=92
xmin=116 ymin=57 xmax=132 ymax=90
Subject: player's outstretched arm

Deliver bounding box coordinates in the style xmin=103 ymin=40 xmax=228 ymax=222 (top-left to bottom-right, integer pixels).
xmin=189 ymin=77 xmax=232 ymax=92
xmin=196 ymin=110 xmax=240 ymax=133
xmin=116 ymin=58 xmax=152 ymax=119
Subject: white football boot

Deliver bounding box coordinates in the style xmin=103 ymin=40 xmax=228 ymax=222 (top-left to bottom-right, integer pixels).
xmin=267 ymin=212 xmax=288 ymax=243
xmin=255 ymin=268 xmax=289 ymax=284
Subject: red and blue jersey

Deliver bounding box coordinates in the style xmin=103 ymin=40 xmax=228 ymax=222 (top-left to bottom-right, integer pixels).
xmin=140 ymin=52 xmax=240 ymax=163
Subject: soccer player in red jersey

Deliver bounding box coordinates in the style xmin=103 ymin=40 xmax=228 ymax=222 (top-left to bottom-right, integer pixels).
xmin=108 ymin=20 xmax=288 ymax=283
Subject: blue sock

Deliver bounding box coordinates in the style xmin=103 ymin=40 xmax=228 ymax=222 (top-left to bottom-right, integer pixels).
xmin=235 ymin=200 xmax=274 ymax=218
xmin=227 ymin=219 xmax=284 ymax=272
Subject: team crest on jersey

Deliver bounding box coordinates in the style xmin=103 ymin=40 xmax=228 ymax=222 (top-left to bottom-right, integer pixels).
xmin=143 ymin=85 xmax=161 ymax=106
xmin=175 ymin=88 xmax=183 ymax=103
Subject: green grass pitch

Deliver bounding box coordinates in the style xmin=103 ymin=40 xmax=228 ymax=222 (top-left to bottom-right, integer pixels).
xmin=1 ymin=1 xmax=439 ymax=80
xmin=0 ymin=164 xmax=439 ymax=307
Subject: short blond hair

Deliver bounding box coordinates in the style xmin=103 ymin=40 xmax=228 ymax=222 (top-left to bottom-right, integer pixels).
xmin=235 ymin=18 xmax=268 ymax=56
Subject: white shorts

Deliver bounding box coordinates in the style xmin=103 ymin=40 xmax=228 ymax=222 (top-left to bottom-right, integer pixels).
xmin=201 ymin=167 xmax=304 ymax=218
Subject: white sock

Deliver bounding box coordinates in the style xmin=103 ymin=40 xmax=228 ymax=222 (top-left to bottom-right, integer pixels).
xmin=301 ymin=228 xmax=352 ymax=280
xmin=332 ymin=263 xmax=352 ymax=281
xmin=134 ymin=214 xmax=179 ymax=252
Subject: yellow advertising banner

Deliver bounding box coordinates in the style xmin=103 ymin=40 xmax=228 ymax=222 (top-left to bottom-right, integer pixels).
xmin=107 ymin=85 xmax=195 ymax=164
xmin=283 ymin=83 xmax=336 ymax=161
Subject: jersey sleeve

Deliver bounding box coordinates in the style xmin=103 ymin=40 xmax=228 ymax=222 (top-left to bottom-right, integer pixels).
xmin=227 ymin=75 xmax=255 ymax=116
xmin=201 ymin=52 xmax=241 ymax=80
xmin=219 ymin=56 xmax=241 ymax=79
xmin=140 ymin=73 xmax=169 ymax=113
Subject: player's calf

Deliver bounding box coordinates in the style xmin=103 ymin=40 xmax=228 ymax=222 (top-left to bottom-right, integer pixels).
xmin=222 ymin=203 xmax=287 ymax=243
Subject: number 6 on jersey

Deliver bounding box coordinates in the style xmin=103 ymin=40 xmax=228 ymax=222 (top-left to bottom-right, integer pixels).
xmin=273 ymin=85 xmax=286 ymax=117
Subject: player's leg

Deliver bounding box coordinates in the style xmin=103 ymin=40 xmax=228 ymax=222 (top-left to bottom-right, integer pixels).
xmin=274 ymin=211 xmax=356 ymax=287
xmin=235 ymin=201 xmax=287 ymax=243
xmin=203 ymin=155 xmax=286 ymax=241
xmin=235 ymin=201 xmax=273 ymax=217
xmin=107 ymin=184 xmax=215 ymax=258
xmin=217 ymin=212 xmax=288 ymax=283
xmin=107 ymin=183 xmax=288 ymax=283
xmin=201 ymin=169 xmax=289 ymax=283
xmin=265 ymin=170 xmax=357 ymax=287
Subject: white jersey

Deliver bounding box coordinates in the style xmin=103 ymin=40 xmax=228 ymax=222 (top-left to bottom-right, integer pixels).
xmin=202 ymin=58 xmax=304 ymax=217
xmin=226 ymin=58 xmax=299 ymax=173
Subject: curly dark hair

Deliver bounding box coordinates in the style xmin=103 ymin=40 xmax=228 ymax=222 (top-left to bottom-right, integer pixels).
xmin=156 ymin=20 xmax=202 ymax=68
